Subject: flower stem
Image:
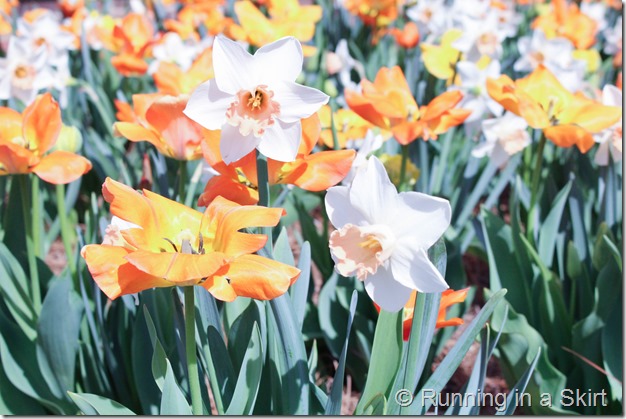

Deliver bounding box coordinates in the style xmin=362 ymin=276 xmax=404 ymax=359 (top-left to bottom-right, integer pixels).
xmin=56 ymin=184 xmax=77 ymax=284
xmin=526 ymin=132 xmax=547 ymax=242
xmin=255 ymin=150 xmax=273 ymax=255
xmin=18 ymin=175 xmax=41 ymax=312
xmin=184 ymin=286 xmax=203 ymax=415
xmin=398 ymin=144 xmax=409 ymax=192
xmin=178 ymin=160 xmax=187 ymax=203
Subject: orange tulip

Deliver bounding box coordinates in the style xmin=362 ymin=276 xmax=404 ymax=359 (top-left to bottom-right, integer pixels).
xmin=532 ymin=0 xmax=597 ymax=50
xmin=374 ymin=288 xmax=469 ymax=340
xmin=198 ymin=114 xmax=356 ymax=206
xmin=231 ymin=0 xmax=321 ymax=56
xmin=342 ymin=0 xmax=402 ymax=27
xmin=153 ymin=47 xmax=214 ymax=95
xmin=81 ymin=177 xmax=300 ymax=301
xmin=346 ymin=66 xmax=470 ymax=144
xmin=388 ymin=22 xmax=420 ymax=49
xmin=110 ymin=13 xmax=155 ymax=76
xmin=0 ymin=93 xmax=91 ymax=184
xmin=487 ymin=65 xmax=622 ymax=153
xmin=114 ymin=93 xmax=204 ymax=160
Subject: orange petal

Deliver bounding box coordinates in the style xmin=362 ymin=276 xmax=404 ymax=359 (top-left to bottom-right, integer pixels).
xmin=422 ymin=90 xmax=464 ymax=121
xmin=22 ymin=93 xmax=62 ymax=154
xmin=392 ymin=121 xmax=424 ymax=145
xmin=114 ymin=122 xmax=161 ymax=147
xmin=214 ymin=254 xmax=300 ymax=300
xmin=197 ymin=175 xmax=259 ymax=207
xmin=81 ymin=244 xmax=172 ymax=300
xmin=124 ymin=250 xmax=227 ymax=285
xmin=0 ymin=107 xmax=24 ymax=143
xmin=0 ymin=143 xmax=37 ymax=175
xmin=281 ymin=149 xmax=356 ymax=191
xmin=31 ymin=150 xmax=92 ymax=184
xmin=543 ymin=125 xmax=595 ymax=153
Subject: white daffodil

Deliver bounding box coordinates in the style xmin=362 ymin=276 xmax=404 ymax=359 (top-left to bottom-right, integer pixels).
xmin=406 ymin=0 xmax=450 ymax=42
xmin=514 ymin=30 xmax=585 ymax=92
xmin=451 ymin=11 xmax=506 ymax=62
xmin=342 ymin=129 xmax=384 ymax=185
xmin=472 ymin=112 xmax=531 ymax=168
xmin=325 ymin=39 xmax=364 ymax=92
xmin=603 ymin=17 xmax=621 ymax=57
xmin=593 ymin=85 xmax=622 ymax=166
xmin=148 ymin=32 xmax=203 ymax=74
xmin=325 ymin=156 xmax=450 ymax=312
xmin=452 ymin=59 xmax=503 ymax=136
xmin=184 ymin=35 xmax=329 ymax=164
xmin=0 ymin=36 xmax=56 ymax=105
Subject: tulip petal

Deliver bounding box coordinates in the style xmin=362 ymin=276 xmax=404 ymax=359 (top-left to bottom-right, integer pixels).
xmin=124 ymin=250 xmax=228 ymax=284
xmin=198 ymin=175 xmax=259 ymax=207
xmin=281 ymin=149 xmax=356 ymax=191
xmin=32 ymin=151 xmax=92 ymax=184
xmin=23 ymin=93 xmax=62 ymax=154
xmin=543 ymin=125 xmax=595 ymax=153
xmin=81 ymin=244 xmax=172 ymax=300
xmin=216 ymin=254 xmax=300 ymax=300
xmin=0 ymin=142 xmax=36 ymax=175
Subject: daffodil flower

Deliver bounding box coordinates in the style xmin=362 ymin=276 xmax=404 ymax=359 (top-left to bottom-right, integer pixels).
xmin=325 ymin=156 xmax=450 ymax=312
xmin=593 ymin=85 xmax=622 ymax=166
xmin=184 ymin=35 xmax=329 ymax=164
xmin=472 ymin=112 xmax=531 ymax=168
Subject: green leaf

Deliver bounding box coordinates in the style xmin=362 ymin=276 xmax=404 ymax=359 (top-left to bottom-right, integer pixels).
xmin=68 ymin=392 xmax=136 ymax=415
xmin=495 ymin=348 xmax=542 ymax=415
xmin=354 ymin=308 xmax=402 ymax=414
xmin=273 ymin=227 xmax=295 ymax=266
xmin=228 ymin=300 xmax=262 ymax=374
xmin=0 ymin=243 xmax=37 ymax=340
xmin=36 ymin=277 xmax=84 ymax=397
xmin=538 ymin=181 xmax=571 ymax=267
xmin=409 ymin=289 xmax=507 ymax=415
xmin=267 ymin=294 xmax=310 ymax=414
xmin=325 ymin=291 xmax=358 ymax=415
xmin=160 ymin=358 xmax=192 ymax=415
xmin=225 ymin=322 xmax=263 ymax=415
xmin=362 ymin=393 xmax=387 ymax=415
xmin=0 ymin=358 xmax=45 ymax=414
xmin=131 ymin=307 xmax=160 ymax=414
xmin=290 ymin=241 xmax=311 ymax=330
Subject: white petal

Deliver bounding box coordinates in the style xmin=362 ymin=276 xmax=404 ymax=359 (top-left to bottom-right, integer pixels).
xmin=325 ymin=186 xmax=367 ymax=229
xmin=274 ymin=81 xmax=330 ymax=123
xmin=602 ymin=85 xmax=622 ymax=107
xmin=212 ymin=35 xmax=255 ymax=94
xmin=184 ymin=79 xmax=232 ymax=130
xmin=349 ymin=156 xmax=398 ymax=223
xmin=220 ymin=124 xmax=261 ymax=164
xmin=253 ymin=37 xmax=303 ymax=85
xmin=364 ymin=266 xmax=413 ymax=312
xmin=390 ymin=191 xmax=451 ymax=249
xmin=391 ymin=248 xmax=449 ymax=293
xmin=257 ymin=120 xmax=301 ymax=162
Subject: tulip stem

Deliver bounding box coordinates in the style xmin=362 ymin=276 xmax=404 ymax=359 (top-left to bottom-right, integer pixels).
xmin=178 ymin=160 xmax=187 ymax=203
xmin=18 ymin=175 xmax=41 ymax=312
xmin=527 ymin=132 xmax=547 ymax=242
xmin=56 ymin=184 xmax=77 ymax=283
xmin=184 ymin=286 xmax=203 ymax=415
xmin=399 ymin=144 xmax=409 ymax=192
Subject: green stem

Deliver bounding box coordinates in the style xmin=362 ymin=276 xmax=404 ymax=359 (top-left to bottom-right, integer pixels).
xmin=56 ymin=184 xmax=77 ymax=283
xmin=184 ymin=286 xmax=203 ymax=415
xmin=255 ymin=150 xmax=273 ymax=255
xmin=19 ymin=175 xmax=41 ymax=312
xmin=526 ymin=132 xmax=547 ymax=242
xmin=178 ymin=160 xmax=187 ymax=203
xmin=398 ymin=144 xmax=409 ymax=192
xmin=31 ymin=175 xmax=42 ymax=258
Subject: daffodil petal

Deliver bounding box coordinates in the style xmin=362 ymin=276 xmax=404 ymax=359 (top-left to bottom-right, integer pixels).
xmin=391 ymin=191 xmax=451 ymax=249
xmin=274 ymin=81 xmax=330 ymax=123
xmin=349 ymin=157 xmax=397 ymax=223
xmin=212 ymin=35 xmax=256 ymax=94
xmin=325 ymin=185 xmax=367 ymax=229
xmin=254 ymin=36 xmax=303 ymax=85
xmin=390 ymin=247 xmax=449 ymax=293
xmin=257 ymin=120 xmax=301 ymax=162
xmin=183 ymin=79 xmax=233 ymax=130
xmin=364 ymin=266 xmax=413 ymax=312
xmin=220 ymin=123 xmax=261 ymax=164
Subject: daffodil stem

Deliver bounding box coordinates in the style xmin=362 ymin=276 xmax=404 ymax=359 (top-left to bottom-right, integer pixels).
xmin=184 ymin=286 xmax=203 ymax=415
xmin=19 ymin=175 xmax=41 ymax=313
xmin=256 ymin=150 xmax=273 ymax=255
xmin=56 ymin=184 xmax=77 ymax=283
xmin=178 ymin=160 xmax=187 ymax=203
xmin=399 ymin=144 xmax=409 ymax=192
xmin=527 ymin=132 xmax=547 ymax=242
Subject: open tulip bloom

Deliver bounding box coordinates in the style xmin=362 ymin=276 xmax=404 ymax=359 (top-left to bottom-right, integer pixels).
xmin=326 ymin=156 xmax=451 ymax=312
xmin=184 ymin=35 xmax=329 ymax=164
